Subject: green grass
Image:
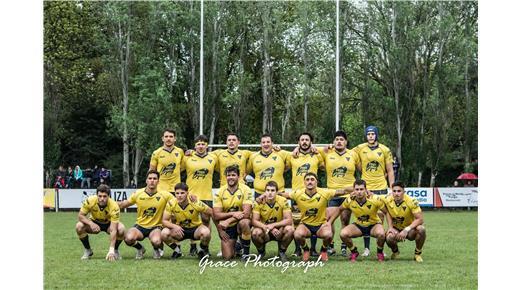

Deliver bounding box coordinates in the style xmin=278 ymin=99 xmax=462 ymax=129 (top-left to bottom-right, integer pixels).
xmin=44 ymin=211 xmax=477 ymax=289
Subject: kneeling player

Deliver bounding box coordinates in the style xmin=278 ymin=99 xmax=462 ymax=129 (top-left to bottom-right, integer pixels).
xmin=383 ymin=181 xmax=426 ymax=262
xmin=252 ymin=181 xmax=294 ymax=261
xmin=213 ymin=165 xmax=253 ymax=261
xmin=336 ymin=179 xmax=387 ymax=262
xmin=161 ymin=182 xmax=213 ymax=259
xmin=118 ymin=170 xmax=173 ymax=259
xmin=75 ymin=184 xmax=125 ymax=261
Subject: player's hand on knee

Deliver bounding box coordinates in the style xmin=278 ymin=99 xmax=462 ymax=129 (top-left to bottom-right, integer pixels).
xmin=91 ymin=223 xmax=101 ymax=233
xmin=271 ymin=228 xmax=281 ymax=239
xmin=233 ymin=212 xmax=244 ymax=220
xmin=218 ymin=230 xmax=229 ymax=242
xmin=397 ymin=231 xmax=407 ymax=241
xmin=172 ymin=225 xmax=184 ymax=238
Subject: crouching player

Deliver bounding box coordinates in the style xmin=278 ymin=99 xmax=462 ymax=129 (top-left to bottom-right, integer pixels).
xmin=76 ymin=184 xmax=125 ymax=261
xmin=213 ymin=165 xmax=253 ymax=261
xmin=384 ymin=181 xmax=426 ymax=262
xmin=252 ymin=181 xmax=294 ymax=262
xmin=335 ymin=179 xmax=387 ymax=262
xmin=161 ymin=182 xmax=213 ymax=259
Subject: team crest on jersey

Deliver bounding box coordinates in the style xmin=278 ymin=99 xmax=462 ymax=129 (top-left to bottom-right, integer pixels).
xmin=189 ymin=209 xmax=194 ymax=214
xmin=296 ymin=163 xmax=311 ymax=176
xmin=156 ymin=196 xmax=161 ymax=201
xmin=208 ymin=160 xmax=213 ymax=164
xmin=193 ymin=168 xmax=209 ymax=179
xmin=367 ymin=204 xmax=372 ymax=209
xmin=237 ymin=195 xmax=242 ymax=200
xmin=316 ymin=197 xmax=321 ymax=202
xmin=274 ymin=206 xmax=279 ymax=211
xmin=161 ymin=163 xmax=177 ymax=175
xmin=402 ymin=206 xmax=407 ymax=211
xmin=175 ymin=153 xmax=179 ymax=157
xmin=332 ymin=166 xmax=347 ymax=177
xmin=238 ymin=155 xmax=242 ymax=159
xmin=346 ymin=157 xmax=350 ymax=161
xmin=260 ymin=167 xmax=275 ymax=180
xmin=272 ymin=156 xmax=277 ymax=161
xmin=377 ymin=152 xmax=382 ymax=156
xmin=366 ymin=161 xmax=380 ymax=172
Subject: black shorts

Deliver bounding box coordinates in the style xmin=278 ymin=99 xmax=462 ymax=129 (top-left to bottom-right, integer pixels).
xmin=355 ymin=224 xmax=376 ymax=237
xmin=181 ymin=227 xmax=197 ymax=240
xmin=201 ymin=200 xmax=213 ymax=208
xmin=303 ymin=223 xmax=321 ymax=237
xmin=328 ymin=196 xmax=346 ymax=207
xmin=93 ymin=220 xmax=110 ymax=232
xmin=371 ymin=189 xmax=388 ymax=195
xmin=224 ymin=224 xmax=239 ymax=240
xmin=134 ymin=224 xmax=162 ymax=239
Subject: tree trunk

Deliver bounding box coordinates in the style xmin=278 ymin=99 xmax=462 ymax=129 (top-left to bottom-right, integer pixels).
xmin=132 ymin=147 xmax=143 ymax=186
xmin=390 ymin=3 xmax=403 ymax=175
xmin=118 ymin=19 xmax=131 ymax=188
xmin=189 ymin=1 xmax=198 ymax=138
xmin=303 ymin=7 xmax=309 ymax=131
xmin=261 ymin=4 xmax=272 ymax=134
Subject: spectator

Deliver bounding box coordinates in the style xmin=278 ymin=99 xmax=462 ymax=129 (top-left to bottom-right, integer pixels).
xmin=74 ymin=165 xmax=83 ymax=188
xmin=129 ymin=179 xmax=137 ymax=189
xmin=392 ymin=156 xmax=400 ymax=181
xmin=81 ymin=167 xmax=93 ymax=188
xmin=66 ymin=166 xmax=74 ymax=188
xmin=92 ymin=165 xmax=100 ymax=187
xmin=453 ymin=180 xmax=460 ymax=187
xmin=100 ymin=167 xmax=110 ymax=185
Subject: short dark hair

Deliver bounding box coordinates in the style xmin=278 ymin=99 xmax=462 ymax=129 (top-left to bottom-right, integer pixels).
xmin=353 ymin=179 xmax=367 ymax=188
xmin=261 ymin=133 xmax=272 ymax=141
xmin=96 ymin=184 xmax=111 ymax=196
xmin=304 ymin=172 xmax=318 ymax=180
xmin=265 ymin=180 xmax=279 ymax=191
xmin=195 ymin=134 xmax=209 ymax=143
xmin=225 ymin=165 xmax=240 ymax=176
xmin=392 ymin=181 xmax=405 ymax=189
xmin=298 ymin=132 xmax=314 ymax=142
xmin=174 ymin=182 xmax=189 ymax=192
xmin=334 ymin=130 xmax=347 ymax=139
xmin=226 ymin=133 xmax=240 ymax=141
xmin=163 ymin=128 xmax=176 ymax=136
xmin=146 ymin=169 xmax=160 ymax=179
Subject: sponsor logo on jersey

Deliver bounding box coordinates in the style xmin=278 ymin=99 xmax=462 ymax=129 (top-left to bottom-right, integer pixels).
xmin=143 ymin=207 xmax=157 ymax=217
xmin=193 ymin=168 xmax=209 ymax=179
xmin=366 ymin=161 xmax=380 ymax=172
xmin=305 ymin=208 xmax=318 ymax=217
xmin=357 ymin=215 xmax=370 ymax=222
xmin=296 ymin=163 xmax=311 ymax=176
xmin=266 ymin=217 xmax=278 ymax=224
xmin=260 ymin=167 xmax=275 ymax=180
xmin=332 ymin=166 xmax=347 ymax=177
xmin=161 ymin=163 xmax=177 ymax=175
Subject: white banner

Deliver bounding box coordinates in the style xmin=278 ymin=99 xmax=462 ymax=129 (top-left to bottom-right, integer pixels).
xmin=57 ymin=188 xmax=138 ymax=209
xmin=405 ymin=187 xmax=433 ymax=207
xmin=436 ymin=187 xmax=478 ymax=207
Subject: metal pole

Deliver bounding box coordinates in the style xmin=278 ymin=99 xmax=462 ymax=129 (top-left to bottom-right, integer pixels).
xmin=199 ymin=0 xmax=204 ymax=135
xmin=335 ymin=0 xmax=340 ymax=131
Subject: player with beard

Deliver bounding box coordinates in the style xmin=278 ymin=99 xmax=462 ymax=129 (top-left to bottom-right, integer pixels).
xmin=353 ymin=125 xmax=394 ymax=257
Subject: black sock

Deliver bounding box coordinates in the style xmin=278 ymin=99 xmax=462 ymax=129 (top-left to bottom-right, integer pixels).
xmin=80 ymin=235 xmax=91 ymax=249
xmin=241 ymin=238 xmax=251 ymax=255
xmin=258 ymin=246 xmax=265 ymax=254
xmin=350 ymin=246 xmax=358 ymax=254
xmin=377 ymin=246 xmax=384 ymax=254
xmin=294 ymin=240 xmax=301 ymax=252
xmin=415 ymin=248 xmax=422 ymax=255
xmin=320 ymin=246 xmax=327 ymax=253
xmin=392 ymin=245 xmax=399 ymax=253
xmin=329 ymin=242 xmax=335 ymax=249
xmin=190 ymin=243 xmax=197 ymax=250
xmin=133 ymin=242 xmax=143 ymax=250
xmin=364 ymin=236 xmax=370 ymax=249
xmin=167 ymin=242 xmax=178 ymax=250
xmin=311 ymin=235 xmax=317 ymax=251
xmin=341 ymin=242 xmax=347 ymax=250
xmin=200 ymin=244 xmax=209 ymax=251
xmin=115 ymin=239 xmax=123 ymax=250
xmin=302 ymin=244 xmax=310 ymax=251
xmin=279 ymin=246 xmax=286 ymax=253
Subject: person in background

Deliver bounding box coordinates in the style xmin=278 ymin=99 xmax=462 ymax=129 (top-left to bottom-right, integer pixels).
xmin=392 ymin=156 xmax=400 ymax=181
xmin=67 ymin=166 xmax=74 ymax=188
xmin=74 ymin=165 xmax=83 ymax=188
xmin=92 ymin=165 xmax=100 ymax=187
xmin=100 ymin=167 xmax=110 ymax=185
xmin=82 ymin=167 xmax=93 ymax=188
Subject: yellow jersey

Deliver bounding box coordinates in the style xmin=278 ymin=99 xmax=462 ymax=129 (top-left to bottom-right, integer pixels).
xmin=213 ymin=149 xmax=252 ymax=186
xmin=354 ymin=143 xmax=393 ymax=190
xmin=164 ymin=198 xmax=210 ymax=229
xmin=319 ymin=148 xmax=359 ymax=194
xmin=182 ymin=152 xmax=218 ymax=201
xmin=287 ymin=152 xmax=324 ymax=191
xmin=80 ymin=196 xmax=120 ymax=224
xmin=289 ymin=188 xmax=336 ymax=226
xmin=150 ymin=146 xmax=184 ymax=192
xmin=383 ymin=194 xmax=422 ymax=230
xmin=247 ymin=150 xmax=290 ymax=194
xmin=253 ymin=195 xmax=291 ymax=225
xmin=127 ymin=188 xmax=173 ymax=228
xmin=341 ymin=195 xmax=385 ymax=227
xmin=213 ymin=183 xmax=253 ymax=226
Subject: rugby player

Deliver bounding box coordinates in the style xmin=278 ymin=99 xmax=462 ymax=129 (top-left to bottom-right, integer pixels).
xmin=76 ymin=184 xmax=125 ymax=261
xmin=149 ymin=128 xmax=184 ymax=193
xmin=384 ymin=181 xmax=426 ymax=262
xmin=118 ymin=170 xmax=173 ymax=259
xmin=251 ymin=181 xmax=294 ymax=262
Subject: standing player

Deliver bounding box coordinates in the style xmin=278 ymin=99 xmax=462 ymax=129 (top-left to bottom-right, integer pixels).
xmin=384 ymin=181 xmax=426 ymax=262
xmin=182 ymin=134 xmax=218 ymax=255
xmin=213 ymin=165 xmax=253 ymax=260
xmin=149 ymin=129 xmax=184 ymax=193
xmin=75 ymin=184 xmax=125 ymax=261
xmin=118 ymin=170 xmax=173 ymax=259
xmin=161 ymin=182 xmax=213 ymax=259
xmin=279 ymin=172 xmax=351 ymax=262
xmin=287 ymin=132 xmax=324 ymax=257
xmin=251 ymin=181 xmax=294 ymax=262
xmin=354 ymin=125 xmax=394 ymax=257
xmin=213 ymin=133 xmax=253 ymax=186
xmin=246 ymin=133 xmax=290 ymax=198
xmin=335 ymin=179 xmax=387 ymax=262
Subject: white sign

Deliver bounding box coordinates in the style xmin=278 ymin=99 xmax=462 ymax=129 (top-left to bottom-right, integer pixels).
xmin=404 ymin=187 xmax=433 ymax=207
xmin=57 ymin=188 xmax=138 ymax=209
xmin=437 ymin=187 xmax=478 ymax=207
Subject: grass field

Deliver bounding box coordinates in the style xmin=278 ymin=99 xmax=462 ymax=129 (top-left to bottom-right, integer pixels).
xmin=44 ymin=211 xmax=477 ymax=289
